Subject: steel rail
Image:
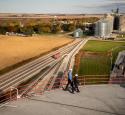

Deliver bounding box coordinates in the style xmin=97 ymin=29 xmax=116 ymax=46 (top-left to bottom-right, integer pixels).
xmin=0 ymin=40 xmax=80 ymax=81
xmin=0 ymin=41 xmax=80 ymax=83
xmin=0 ymin=39 xmax=82 ymax=93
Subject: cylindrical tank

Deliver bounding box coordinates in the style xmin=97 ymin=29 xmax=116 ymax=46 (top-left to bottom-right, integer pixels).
xmin=95 ymin=19 xmax=113 ymax=38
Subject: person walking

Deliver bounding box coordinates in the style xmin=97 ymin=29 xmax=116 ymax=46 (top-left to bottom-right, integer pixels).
xmin=64 ymin=69 xmax=74 ymax=93
xmin=73 ymin=74 xmax=80 ymax=92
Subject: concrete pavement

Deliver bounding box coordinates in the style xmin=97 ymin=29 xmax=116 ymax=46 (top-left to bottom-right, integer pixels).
xmin=0 ymin=84 xmax=125 ymax=115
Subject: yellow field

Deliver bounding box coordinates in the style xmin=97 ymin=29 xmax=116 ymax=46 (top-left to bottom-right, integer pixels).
xmin=0 ymin=35 xmax=73 ymax=70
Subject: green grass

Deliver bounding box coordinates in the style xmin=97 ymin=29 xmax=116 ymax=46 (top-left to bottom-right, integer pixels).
xmin=82 ymin=40 xmax=125 ymax=52
xmin=76 ymin=40 xmax=125 ymax=74
xmin=78 ymin=56 xmax=111 ymax=75
xmin=74 ymin=40 xmax=125 ymax=84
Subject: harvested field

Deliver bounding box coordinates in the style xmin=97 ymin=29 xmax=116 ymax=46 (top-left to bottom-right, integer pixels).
xmin=0 ymin=35 xmax=73 ymax=70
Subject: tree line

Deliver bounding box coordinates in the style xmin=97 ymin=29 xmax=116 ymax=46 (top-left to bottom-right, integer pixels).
xmin=0 ymin=17 xmax=99 ymax=35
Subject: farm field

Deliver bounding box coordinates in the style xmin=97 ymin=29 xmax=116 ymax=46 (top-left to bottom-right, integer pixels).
xmin=78 ymin=54 xmax=110 ymax=75
xmin=74 ymin=40 xmax=125 ymax=84
xmin=82 ymin=40 xmax=125 ymax=52
xmin=82 ymin=40 xmax=125 ymax=64
xmin=0 ymin=35 xmax=73 ymax=72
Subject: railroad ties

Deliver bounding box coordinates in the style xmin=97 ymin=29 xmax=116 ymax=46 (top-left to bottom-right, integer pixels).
xmin=0 ymin=39 xmax=84 ymax=102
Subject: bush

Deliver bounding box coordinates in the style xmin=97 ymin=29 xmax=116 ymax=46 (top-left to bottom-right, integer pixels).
xmin=0 ymin=26 xmax=7 ymax=34
xmin=20 ymin=26 xmax=34 ymax=35
xmin=61 ymin=23 xmax=75 ymax=32
xmin=51 ymin=24 xmax=61 ymax=33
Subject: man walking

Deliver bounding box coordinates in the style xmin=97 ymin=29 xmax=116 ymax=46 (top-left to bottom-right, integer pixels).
xmin=73 ymin=74 xmax=80 ymax=92
xmin=64 ymin=69 xmax=74 ymax=93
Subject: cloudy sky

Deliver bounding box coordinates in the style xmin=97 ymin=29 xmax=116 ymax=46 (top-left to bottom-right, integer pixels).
xmin=0 ymin=0 xmax=125 ymax=14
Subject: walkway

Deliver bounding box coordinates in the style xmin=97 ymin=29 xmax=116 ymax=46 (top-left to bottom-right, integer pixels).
xmin=0 ymin=84 xmax=125 ymax=115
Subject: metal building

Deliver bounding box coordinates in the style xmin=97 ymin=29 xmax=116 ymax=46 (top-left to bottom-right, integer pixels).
xmin=113 ymin=15 xmax=125 ymax=32
xmin=119 ymin=15 xmax=125 ymax=32
xmin=73 ymin=28 xmax=83 ymax=38
xmin=95 ymin=19 xmax=113 ymax=38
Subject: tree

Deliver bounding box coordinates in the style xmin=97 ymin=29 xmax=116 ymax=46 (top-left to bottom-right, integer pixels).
xmin=8 ymin=24 xmax=20 ymax=33
xmin=51 ymin=23 xmax=61 ymax=33
xmin=61 ymin=24 xmax=69 ymax=32
xmin=62 ymin=23 xmax=75 ymax=32
xmin=41 ymin=23 xmax=51 ymax=33
xmin=20 ymin=26 xmax=34 ymax=36
xmin=0 ymin=25 xmax=7 ymax=34
xmin=68 ymin=24 xmax=76 ymax=32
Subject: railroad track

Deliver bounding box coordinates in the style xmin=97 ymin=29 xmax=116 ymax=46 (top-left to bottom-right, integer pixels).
xmin=0 ymin=41 xmax=76 ymax=82
xmin=0 ymin=39 xmax=83 ymax=95
xmin=45 ymin=39 xmax=88 ymax=90
xmin=20 ymin=56 xmax=66 ymax=96
xmin=27 ymin=39 xmax=88 ymax=94
xmin=0 ymin=40 xmax=79 ymax=82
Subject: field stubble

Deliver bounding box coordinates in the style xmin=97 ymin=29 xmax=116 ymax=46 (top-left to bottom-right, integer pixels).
xmin=0 ymin=35 xmax=73 ymax=71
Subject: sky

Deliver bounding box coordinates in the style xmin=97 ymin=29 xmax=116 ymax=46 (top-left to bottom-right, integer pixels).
xmin=0 ymin=0 xmax=125 ymax=14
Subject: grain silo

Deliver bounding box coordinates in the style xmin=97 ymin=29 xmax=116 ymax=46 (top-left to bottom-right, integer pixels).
xmin=95 ymin=19 xmax=113 ymax=38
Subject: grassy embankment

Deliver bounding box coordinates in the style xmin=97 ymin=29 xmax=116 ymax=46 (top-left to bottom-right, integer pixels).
xmin=74 ymin=40 xmax=125 ymax=84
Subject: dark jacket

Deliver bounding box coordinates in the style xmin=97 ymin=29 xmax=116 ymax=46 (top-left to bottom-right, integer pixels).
xmin=73 ymin=76 xmax=79 ymax=85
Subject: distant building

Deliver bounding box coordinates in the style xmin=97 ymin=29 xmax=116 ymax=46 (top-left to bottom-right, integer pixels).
xmin=119 ymin=15 xmax=125 ymax=32
xmin=113 ymin=15 xmax=125 ymax=32
xmin=112 ymin=8 xmax=125 ymax=32
xmin=113 ymin=15 xmax=120 ymax=30
xmin=73 ymin=28 xmax=83 ymax=38
xmin=95 ymin=16 xmax=113 ymax=38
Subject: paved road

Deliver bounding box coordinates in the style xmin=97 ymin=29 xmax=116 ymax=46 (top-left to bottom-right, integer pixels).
xmin=0 ymin=84 xmax=125 ymax=115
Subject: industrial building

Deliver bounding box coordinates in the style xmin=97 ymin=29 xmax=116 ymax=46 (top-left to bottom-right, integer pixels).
xmin=119 ymin=15 xmax=125 ymax=32
xmin=113 ymin=8 xmax=125 ymax=32
xmin=73 ymin=28 xmax=83 ymax=38
xmin=95 ymin=8 xmax=125 ymax=38
xmin=95 ymin=18 xmax=113 ymax=38
xmin=113 ymin=15 xmax=125 ymax=32
xmin=113 ymin=15 xmax=120 ymax=30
